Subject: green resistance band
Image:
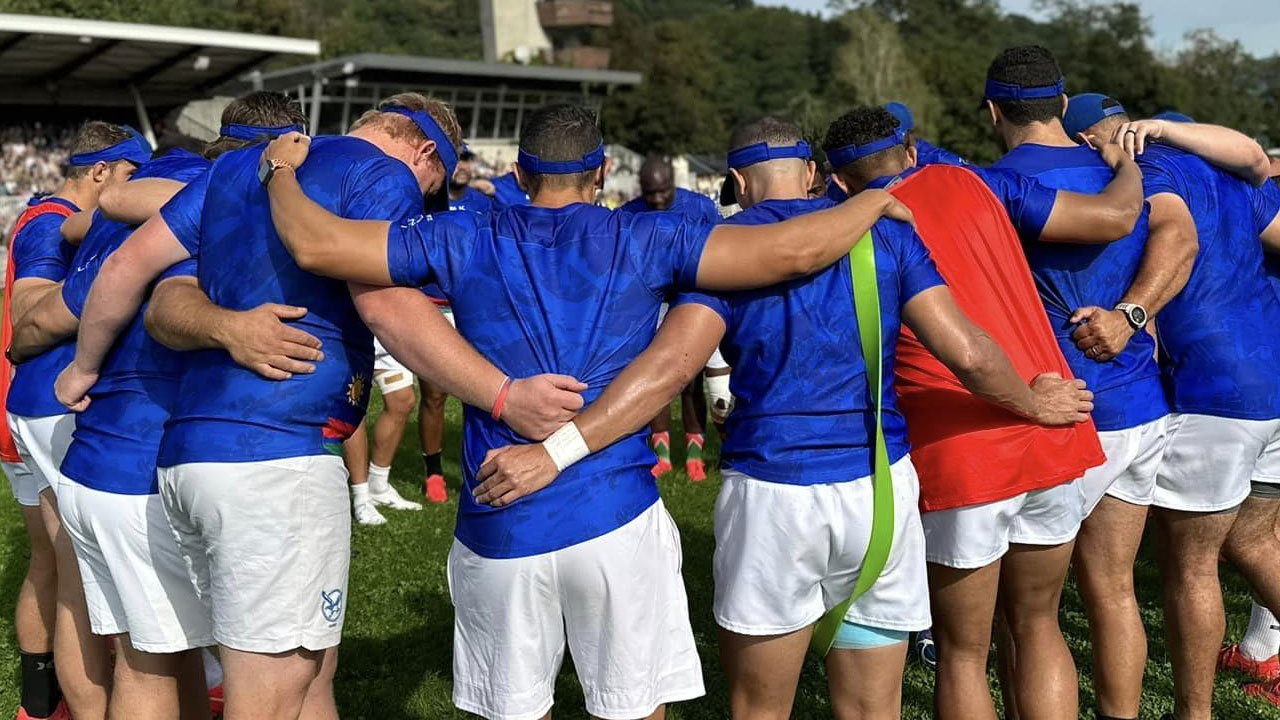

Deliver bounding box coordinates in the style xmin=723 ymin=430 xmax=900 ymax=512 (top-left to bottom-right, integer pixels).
xmin=810 ymin=230 xmax=896 ymax=656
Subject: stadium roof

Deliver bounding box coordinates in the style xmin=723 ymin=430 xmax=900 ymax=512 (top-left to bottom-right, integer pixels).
xmin=0 ymin=13 xmax=320 ymax=107
xmin=234 ymin=52 xmax=642 ymax=94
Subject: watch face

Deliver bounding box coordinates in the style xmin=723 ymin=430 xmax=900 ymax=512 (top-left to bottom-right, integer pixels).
xmin=1131 ymin=306 xmax=1147 ymax=325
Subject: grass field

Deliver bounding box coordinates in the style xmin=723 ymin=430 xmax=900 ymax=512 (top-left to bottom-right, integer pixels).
xmin=0 ymin=397 xmax=1277 ymax=719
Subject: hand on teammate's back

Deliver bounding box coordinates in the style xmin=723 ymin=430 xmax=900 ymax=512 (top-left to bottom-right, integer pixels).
xmin=871 ymin=190 xmax=916 ymax=229
xmin=1069 ymin=306 xmax=1135 ymax=363
xmin=500 ymin=375 xmax=588 ymax=441
xmin=220 ymin=303 xmax=324 ymax=380
xmin=264 ymin=132 xmax=312 ymax=169
xmin=54 ymin=361 xmax=98 ymax=413
xmin=1079 ymin=132 xmax=1131 ymax=171
xmin=1027 ymin=372 xmax=1094 ymax=426
xmin=1109 ymin=119 xmax=1166 ymax=159
xmin=473 ymin=444 xmax=560 ymax=507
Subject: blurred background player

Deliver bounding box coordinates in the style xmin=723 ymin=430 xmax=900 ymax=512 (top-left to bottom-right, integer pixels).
xmin=622 ymin=155 xmax=725 ymax=480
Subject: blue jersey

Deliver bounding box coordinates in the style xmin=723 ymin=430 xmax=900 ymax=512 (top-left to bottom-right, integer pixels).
xmin=915 ymin=139 xmax=968 ymax=167
xmin=156 ymin=136 xmax=424 ymax=466
xmin=60 ymin=151 xmax=209 ymax=494
xmin=620 ymin=188 xmax=720 ymax=225
xmin=385 ymin=204 xmax=712 ymax=558
xmin=1252 ymin=179 xmax=1280 ymax=300
xmin=674 ymin=197 xmax=944 ymax=484
xmin=449 ymin=186 xmax=494 ymax=215
xmin=1140 ymin=144 xmax=1280 ymax=419
xmin=990 ymin=143 xmax=1166 ymax=431
xmin=490 ymin=173 xmax=529 ymax=210
xmin=8 ymin=196 xmax=80 ymax=418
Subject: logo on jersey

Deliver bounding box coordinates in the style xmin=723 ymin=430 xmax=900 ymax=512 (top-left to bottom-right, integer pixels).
xmin=320 ymin=589 xmax=343 ymax=623
xmin=346 ymin=373 xmax=366 ymax=406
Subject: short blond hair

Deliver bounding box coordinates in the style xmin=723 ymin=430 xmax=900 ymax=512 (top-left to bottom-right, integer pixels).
xmin=350 ymin=92 xmax=464 ymax=156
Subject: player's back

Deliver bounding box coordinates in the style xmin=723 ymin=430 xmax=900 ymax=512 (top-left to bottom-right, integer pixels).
xmin=1139 ymin=144 xmax=1280 ymax=419
xmin=159 ymin=135 xmax=424 ymax=466
xmin=885 ymin=164 xmax=1104 ymax=510
xmin=61 ymin=150 xmax=208 ymax=493
xmin=676 ymin=197 xmax=933 ymax=485
xmin=990 ymin=143 xmax=1162 ymax=431
xmin=405 ymin=203 xmax=709 ymax=557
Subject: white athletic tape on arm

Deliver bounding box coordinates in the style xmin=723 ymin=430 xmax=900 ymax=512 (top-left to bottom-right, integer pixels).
xmin=705 ymin=373 xmax=734 ymax=419
xmin=542 ymin=421 xmax=590 ymax=472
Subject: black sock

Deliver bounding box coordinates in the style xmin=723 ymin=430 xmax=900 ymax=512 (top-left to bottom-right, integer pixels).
xmin=424 ymin=452 xmax=443 ymax=477
xmin=19 ymin=651 xmax=60 ymax=718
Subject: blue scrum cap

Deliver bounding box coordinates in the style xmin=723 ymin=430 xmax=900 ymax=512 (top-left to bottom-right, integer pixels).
xmin=68 ymin=126 xmax=151 ymax=167
xmin=1153 ymin=111 xmax=1194 ymax=123
xmin=219 ymin=123 xmax=306 ymax=142
xmin=379 ymin=105 xmax=460 ymax=180
xmin=516 ymin=142 xmax=606 ymax=174
xmin=885 ymin=102 xmax=915 ymax=133
xmin=720 ymin=140 xmax=812 ymax=206
xmin=825 ymin=127 xmax=907 ymax=171
xmin=1062 ymin=93 xmax=1127 ymax=138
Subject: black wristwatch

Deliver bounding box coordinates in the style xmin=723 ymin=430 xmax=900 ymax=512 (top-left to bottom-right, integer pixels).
xmin=258 ymin=156 xmax=292 ymax=187
xmin=1115 ymin=302 xmax=1148 ymax=331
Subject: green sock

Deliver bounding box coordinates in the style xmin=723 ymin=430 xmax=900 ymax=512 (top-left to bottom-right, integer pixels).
xmin=686 ymin=433 xmax=704 ymax=462
xmin=651 ymin=431 xmax=671 ymax=462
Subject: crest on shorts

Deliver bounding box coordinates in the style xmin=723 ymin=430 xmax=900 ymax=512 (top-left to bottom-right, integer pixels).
xmin=320 ymin=589 xmax=343 ymax=623
xmin=346 ymin=374 xmax=366 ymax=406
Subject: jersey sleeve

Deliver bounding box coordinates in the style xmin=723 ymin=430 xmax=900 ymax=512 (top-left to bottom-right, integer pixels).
xmin=697 ymin=195 xmax=721 ymax=225
xmin=975 ymin=167 xmax=1056 ymax=242
xmin=1252 ymin=180 xmax=1280 ymax=233
xmin=343 ymin=156 xmax=426 ymax=222
xmin=628 ymin=211 xmax=714 ymax=294
xmin=1137 ymin=154 xmax=1187 ymax=200
xmin=11 ymin=213 xmax=75 ymax=282
xmin=158 ymin=170 xmax=210 ymax=257
xmin=158 ymin=257 xmax=198 ymax=282
xmin=671 ymin=290 xmax=731 ymax=324
xmin=883 ymin=220 xmax=945 ymax=303
xmin=60 ymin=231 xmax=111 ymax=319
xmin=385 ymin=212 xmax=481 ymax=297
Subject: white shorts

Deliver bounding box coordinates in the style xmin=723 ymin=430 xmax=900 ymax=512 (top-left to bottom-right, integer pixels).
xmin=448 ymin=500 xmax=704 ymax=720
xmin=3 ymin=460 xmax=38 ymax=507
xmin=57 ymin=477 xmax=213 ymax=652
xmin=713 ymin=458 xmax=931 ymax=635
xmin=158 ymin=455 xmax=351 ymax=653
xmin=7 ymin=413 xmax=74 ymax=503
xmin=922 ymin=478 xmax=1086 ymax=569
xmin=372 ymin=338 xmax=414 ymax=393
xmin=1155 ymin=413 xmax=1280 ymax=512
xmin=657 ymin=303 xmax=730 ymax=372
xmin=1079 ymin=416 xmax=1169 ymax=515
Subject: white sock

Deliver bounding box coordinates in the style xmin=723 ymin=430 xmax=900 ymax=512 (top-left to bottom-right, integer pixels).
xmin=368 ymin=463 xmax=391 ymax=494
xmin=351 ymin=482 xmax=370 ymax=506
xmin=202 ymin=647 xmax=223 ymax=689
xmin=1241 ymin=601 xmax=1280 ymax=661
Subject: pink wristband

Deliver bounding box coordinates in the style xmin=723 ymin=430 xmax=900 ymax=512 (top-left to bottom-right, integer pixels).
xmin=491 ymin=376 xmax=512 ymax=421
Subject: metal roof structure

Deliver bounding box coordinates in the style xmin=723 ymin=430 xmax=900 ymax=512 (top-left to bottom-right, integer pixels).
xmin=230 ymin=52 xmax=642 ymax=141
xmin=0 ymin=14 xmax=320 ymax=108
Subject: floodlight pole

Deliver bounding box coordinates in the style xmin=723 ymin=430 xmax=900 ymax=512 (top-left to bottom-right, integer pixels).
xmin=128 ymin=83 xmax=157 ymax=147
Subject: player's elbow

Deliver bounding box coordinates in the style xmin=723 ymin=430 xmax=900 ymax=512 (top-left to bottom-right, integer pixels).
xmin=1101 ymin=200 xmax=1141 ymax=241
xmin=1248 ymin=150 xmax=1272 ymax=187
xmin=947 ymin=332 xmax=1001 ymax=382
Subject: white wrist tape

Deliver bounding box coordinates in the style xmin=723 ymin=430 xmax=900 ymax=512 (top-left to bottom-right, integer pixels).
xmin=542 ymin=421 xmax=590 ymax=472
xmin=705 ymin=373 xmax=735 ymax=421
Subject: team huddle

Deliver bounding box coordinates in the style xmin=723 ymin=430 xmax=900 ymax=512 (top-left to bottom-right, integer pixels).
xmin=3 ymin=41 xmax=1280 ymax=720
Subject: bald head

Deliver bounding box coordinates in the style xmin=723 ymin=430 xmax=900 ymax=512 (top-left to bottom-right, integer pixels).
xmin=639 ymin=155 xmax=676 ymax=209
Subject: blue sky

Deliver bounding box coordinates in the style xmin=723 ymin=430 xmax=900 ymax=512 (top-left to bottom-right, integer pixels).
xmin=762 ymin=0 xmax=1280 ymax=57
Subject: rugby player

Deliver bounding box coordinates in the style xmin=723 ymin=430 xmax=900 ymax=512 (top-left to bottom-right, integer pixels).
xmin=10 ymin=96 xmax=318 ymax=717
xmin=3 ymin=121 xmax=146 ymax=720
xmin=825 ymin=101 xmax=1141 ymax=720
xmin=54 ymin=93 xmax=585 ymax=720
xmin=257 ymin=102 xmax=917 ymax=720
xmin=976 ymin=48 xmax=1169 ymax=720
xmin=1063 ymin=94 xmax=1279 ymax=717
xmin=621 ymin=155 xmax=725 ymax=480
xmin=1083 ymin=109 xmax=1280 ymax=720
xmin=468 ymin=114 xmax=1095 ymax=720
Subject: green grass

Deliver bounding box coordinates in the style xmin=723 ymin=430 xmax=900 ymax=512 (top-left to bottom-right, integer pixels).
xmin=0 ymin=397 xmax=1277 ymax=719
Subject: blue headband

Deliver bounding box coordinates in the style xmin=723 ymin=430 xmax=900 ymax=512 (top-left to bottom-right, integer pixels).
xmin=825 ymin=128 xmax=907 ymax=169
xmin=379 ymin=106 xmax=459 ymax=180
xmin=219 ymin=123 xmax=305 ymax=141
xmin=726 ymin=141 xmax=812 ymax=170
xmin=517 ymin=142 xmax=606 ymax=174
xmin=984 ymin=78 xmax=1065 ymax=103
xmin=68 ymin=126 xmax=151 ymax=167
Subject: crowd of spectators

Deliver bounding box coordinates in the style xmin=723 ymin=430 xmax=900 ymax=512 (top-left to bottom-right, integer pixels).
xmin=1 ymin=124 xmax=73 ymax=234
